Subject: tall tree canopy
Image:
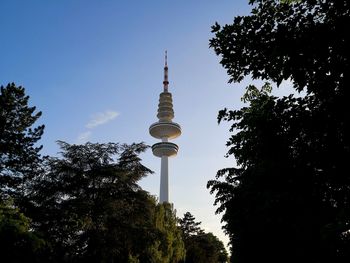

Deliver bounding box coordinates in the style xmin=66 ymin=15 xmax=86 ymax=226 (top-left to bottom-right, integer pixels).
xmin=31 ymin=141 xmax=154 ymax=262
xmin=0 ymin=83 xmax=44 ymax=202
xmin=150 ymin=203 xmax=185 ymax=263
xmin=179 ymin=212 xmax=228 ymax=263
xmin=208 ymin=1 xmax=350 ymax=262
xmin=29 ymin=141 xmax=185 ymax=263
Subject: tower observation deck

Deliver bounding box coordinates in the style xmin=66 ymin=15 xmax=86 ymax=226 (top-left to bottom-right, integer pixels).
xmin=149 ymin=51 xmax=181 ymax=203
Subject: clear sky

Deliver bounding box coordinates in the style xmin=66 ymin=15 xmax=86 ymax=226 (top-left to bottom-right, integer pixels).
xmin=0 ymin=0 xmax=256 ymax=247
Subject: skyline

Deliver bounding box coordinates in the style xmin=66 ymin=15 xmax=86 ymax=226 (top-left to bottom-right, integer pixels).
xmin=0 ymin=0 xmax=255 ymax=246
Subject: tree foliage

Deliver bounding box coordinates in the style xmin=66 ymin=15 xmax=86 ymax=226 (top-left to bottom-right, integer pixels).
xmin=25 ymin=141 xmax=186 ymax=263
xmin=0 ymin=200 xmax=45 ymax=262
xmin=178 ymin=212 xmax=204 ymax=239
xmin=184 ymin=233 xmax=228 ymax=263
xmin=179 ymin=212 xmax=228 ymax=263
xmin=149 ymin=203 xmax=185 ymax=263
xmin=0 ymin=83 xmax=44 ymax=202
xmin=208 ymin=1 xmax=350 ymax=262
xmin=29 ymin=141 xmax=154 ymax=262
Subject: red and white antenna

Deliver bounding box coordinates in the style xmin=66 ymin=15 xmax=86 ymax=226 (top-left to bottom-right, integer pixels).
xmin=163 ymin=50 xmax=169 ymax=92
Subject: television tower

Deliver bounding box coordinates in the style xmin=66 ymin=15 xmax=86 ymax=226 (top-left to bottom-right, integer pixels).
xmin=149 ymin=51 xmax=181 ymax=203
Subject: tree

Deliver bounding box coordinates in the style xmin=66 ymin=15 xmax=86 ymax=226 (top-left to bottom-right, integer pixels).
xmin=149 ymin=203 xmax=185 ymax=263
xmin=29 ymin=141 xmax=185 ymax=263
xmin=208 ymin=1 xmax=350 ymax=262
xmin=32 ymin=141 xmax=155 ymax=262
xmin=209 ymin=85 xmax=319 ymax=262
xmin=178 ymin=212 xmax=204 ymax=239
xmin=184 ymin=233 xmax=228 ymax=263
xmin=0 ymin=83 xmax=44 ymax=203
xmin=179 ymin=212 xmax=228 ymax=263
xmin=0 ymin=200 xmax=45 ymax=262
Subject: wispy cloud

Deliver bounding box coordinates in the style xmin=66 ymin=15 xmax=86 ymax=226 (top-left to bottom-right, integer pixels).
xmin=76 ymin=110 xmax=119 ymax=143
xmin=77 ymin=131 xmax=92 ymax=143
xmin=86 ymin=110 xmax=119 ymax=129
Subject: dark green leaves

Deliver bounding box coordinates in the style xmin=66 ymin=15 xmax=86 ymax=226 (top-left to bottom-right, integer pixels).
xmin=178 ymin=212 xmax=228 ymax=263
xmin=208 ymin=2 xmax=350 ymax=260
xmin=0 ymin=83 xmax=44 ymax=202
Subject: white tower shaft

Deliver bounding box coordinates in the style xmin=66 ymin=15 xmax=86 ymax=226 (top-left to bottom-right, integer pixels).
xmin=160 ymin=156 xmax=169 ymax=203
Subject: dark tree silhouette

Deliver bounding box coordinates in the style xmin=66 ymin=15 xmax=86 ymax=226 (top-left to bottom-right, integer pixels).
xmin=208 ymin=1 xmax=350 ymax=262
xmin=179 ymin=212 xmax=228 ymax=263
xmin=0 ymin=83 xmax=44 ymax=203
xmin=0 ymin=200 xmax=45 ymax=263
xmin=29 ymin=141 xmax=185 ymax=263
xmin=179 ymin=212 xmax=204 ymax=239
xmin=30 ymin=142 xmax=153 ymax=262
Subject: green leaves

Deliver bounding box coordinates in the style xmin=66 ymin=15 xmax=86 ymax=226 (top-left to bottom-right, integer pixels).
xmin=26 ymin=141 xmax=184 ymax=262
xmin=241 ymin=83 xmax=272 ymax=103
xmin=0 ymin=200 xmax=45 ymax=262
xmin=209 ymin=1 xmax=350 ymax=262
xmin=179 ymin=212 xmax=204 ymax=239
xmin=31 ymin=141 xmax=155 ymax=261
xmin=210 ymin=0 xmax=349 ymax=97
xmin=151 ymin=203 xmax=185 ymax=263
xmin=178 ymin=212 xmax=228 ymax=263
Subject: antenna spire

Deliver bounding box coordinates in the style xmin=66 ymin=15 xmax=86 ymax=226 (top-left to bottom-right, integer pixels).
xmin=163 ymin=50 xmax=169 ymax=92
xmin=165 ymin=50 xmax=168 ymax=67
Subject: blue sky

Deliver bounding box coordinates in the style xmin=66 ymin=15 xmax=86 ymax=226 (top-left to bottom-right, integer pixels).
xmin=0 ymin=0 xmax=257 ymax=247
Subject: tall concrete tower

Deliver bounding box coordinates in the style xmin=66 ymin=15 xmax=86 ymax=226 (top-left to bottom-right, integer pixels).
xmin=149 ymin=51 xmax=181 ymax=203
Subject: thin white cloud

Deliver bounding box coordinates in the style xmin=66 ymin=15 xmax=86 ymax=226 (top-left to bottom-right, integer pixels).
xmin=86 ymin=110 xmax=119 ymax=129
xmin=77 ymin=131 xmax=92 ymax=143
